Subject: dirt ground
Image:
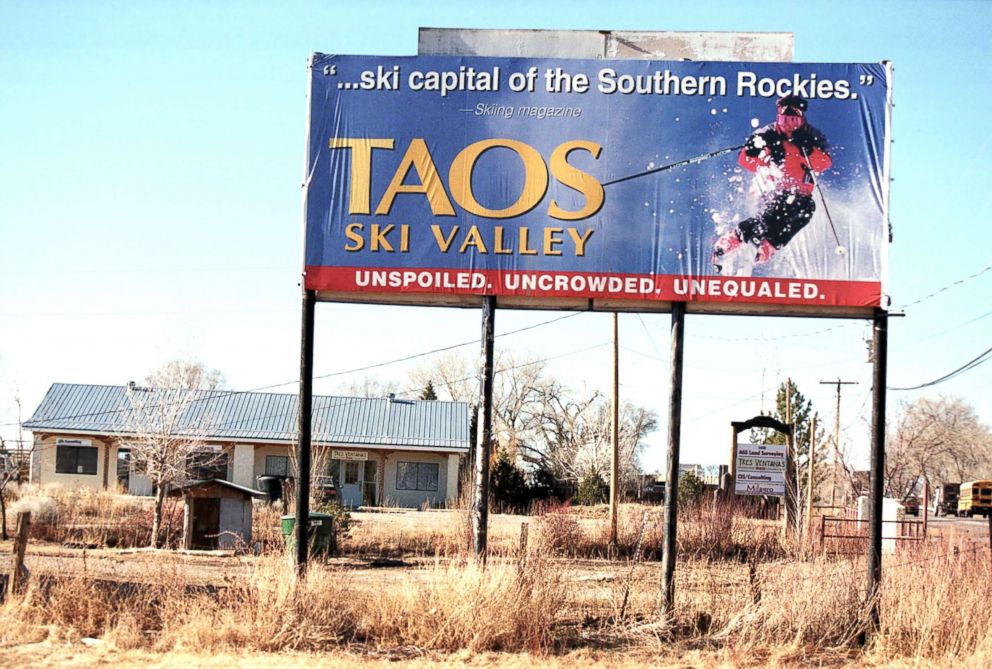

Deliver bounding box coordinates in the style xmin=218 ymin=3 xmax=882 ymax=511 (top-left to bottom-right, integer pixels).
xmin=0 ymin=639 xmax=974 ymax=669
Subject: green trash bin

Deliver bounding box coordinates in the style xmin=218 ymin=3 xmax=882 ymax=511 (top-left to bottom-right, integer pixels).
xmin=281 ymin=513 xmax=336 ymax=556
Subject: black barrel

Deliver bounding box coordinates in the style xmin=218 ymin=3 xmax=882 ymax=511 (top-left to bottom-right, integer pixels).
xmin=257 ymin=475 xmax=283 ymax=503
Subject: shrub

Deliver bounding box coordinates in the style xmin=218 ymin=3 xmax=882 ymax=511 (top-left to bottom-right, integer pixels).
xmin=10 ymin=493 xmax=58 ymax=525
xmin=678 ymin=470 xmax=706 ymax=507
xmin=489 ymin=447 xmax=529 ymax=513
xmin=536 ymin=503 xmax=583 ymax=556
xmin=574 ymin=468 xmax=608 ymax=506
xmin=314 ymin=499 xmax=354 ymax=548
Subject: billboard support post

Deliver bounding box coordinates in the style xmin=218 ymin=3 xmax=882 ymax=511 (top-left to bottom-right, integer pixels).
xmin=295 ymin=288 xmax=316 ymax=575
xmin=867 ymin=309 xmax=888 ymax=630
xmin=609 ymin=313 xmax=620 ymax=546
xmin=661 ymin=301 xmax=685 ymax=615
xmin=806 ymin=416 xmax=817 ymax=540
xmin=472 ymin=295 xmax=496 ymax=560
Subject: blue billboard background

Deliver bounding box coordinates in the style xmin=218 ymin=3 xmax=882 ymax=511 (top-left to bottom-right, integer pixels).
xmin=304 ymin=54 xmax=890 ymax=308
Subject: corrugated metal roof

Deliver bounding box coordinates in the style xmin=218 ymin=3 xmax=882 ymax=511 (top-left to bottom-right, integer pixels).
xmin=24 ymin=383 xmax=470 ymax=451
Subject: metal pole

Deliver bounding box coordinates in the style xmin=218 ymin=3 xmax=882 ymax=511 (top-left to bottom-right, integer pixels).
xmin=295 ymin=289 xmax=316 ymax=575
xmin=609 ymin=312 xmax=620 ymax=546
xmin=867 ymin=309 xmax=889 ymax=630
xmin=603 ymin=144 xmax=745 ymax=187
xmin=472 ymin=295 xmax=496 ymax=560
xmin=661 ymin=302 xmax=685 ymax=615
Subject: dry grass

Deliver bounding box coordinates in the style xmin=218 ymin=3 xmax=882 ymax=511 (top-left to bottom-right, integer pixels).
xmin=3 ymin=536 xmax=992 ymax=665
xmin=9 ymin=484 xmax=171 ymax=548
xmin=1 ymin=551 xmax=568 ymax=655
xmin=5 ymin=489 xmax=992 ymax=666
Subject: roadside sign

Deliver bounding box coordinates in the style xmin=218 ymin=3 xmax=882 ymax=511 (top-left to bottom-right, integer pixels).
xmin=735 ymin=442 xmax=786 ymax=496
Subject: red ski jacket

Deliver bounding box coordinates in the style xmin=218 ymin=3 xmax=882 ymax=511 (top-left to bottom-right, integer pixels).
xmin=739 ymin=124 xmax=831 ymax=197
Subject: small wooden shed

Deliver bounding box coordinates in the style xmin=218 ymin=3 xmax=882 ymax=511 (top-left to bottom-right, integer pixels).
xmin=168 ymin=479 xmax=266 ymax=550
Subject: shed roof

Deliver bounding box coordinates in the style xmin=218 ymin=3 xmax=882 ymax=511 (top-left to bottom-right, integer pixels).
xmin=24 ymin=383 xmax=470 ymax=452
xmin=167 ymin=478 xmax=268 ymax=498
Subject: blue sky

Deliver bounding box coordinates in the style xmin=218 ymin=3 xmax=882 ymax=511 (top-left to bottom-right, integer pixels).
xmin=2 ymin=1 xmax=990 ymax=472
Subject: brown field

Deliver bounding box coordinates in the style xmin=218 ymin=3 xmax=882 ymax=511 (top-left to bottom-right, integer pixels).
xmin=2 ymin=487 xmax=992 ymax=667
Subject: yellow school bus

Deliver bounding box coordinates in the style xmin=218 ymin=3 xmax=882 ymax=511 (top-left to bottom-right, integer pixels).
xmin=957 ymin=481 xmax=992 ymax=517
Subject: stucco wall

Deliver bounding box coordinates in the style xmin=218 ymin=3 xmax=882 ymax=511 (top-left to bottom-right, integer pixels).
xmin=382 ymin=451 xmax=450 ymax=508
xmin=29 ymin=431 xmax=464 ymax=508
xmin=34 ymin=434 xmax=109 ymax=491
xmin=252 ymin=444 xmax=293 ymax=481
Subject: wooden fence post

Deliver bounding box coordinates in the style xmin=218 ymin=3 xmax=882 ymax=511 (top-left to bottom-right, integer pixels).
xmin=9 ymin=511 xmax=31 ymax=596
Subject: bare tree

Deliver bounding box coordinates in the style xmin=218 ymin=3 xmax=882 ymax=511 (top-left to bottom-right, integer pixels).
xmin=412 ymin=350 xmax=656 ymax=488
xmin=337 ymin=374 xmax=401 ymax=399
xmin=528 ymin=387 xmax=656 ymax=488
xmin=145 ymin=359 xmax=226 ymax=390
xmin=409 ymin=351 xmax=476 ymax=403
xmin=886 ymin=396 xmax=992 ymax=499
xmin=492 ymin=352 xmax=556 ymax=462
xmin=0 ymin=439 xmax=19 ymax=540
xmin=124 ymin=365 xmax=224 ymax=548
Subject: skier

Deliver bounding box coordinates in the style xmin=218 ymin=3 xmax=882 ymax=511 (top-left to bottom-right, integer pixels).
xmin=712 ymin=94 xmax=832 ymax=273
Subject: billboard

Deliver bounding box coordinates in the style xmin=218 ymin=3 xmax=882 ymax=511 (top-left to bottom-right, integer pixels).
xmin=303 ymin=54 xmax=891 ymax=314
xmin=735 ymin=443 xmax=787 ymax=497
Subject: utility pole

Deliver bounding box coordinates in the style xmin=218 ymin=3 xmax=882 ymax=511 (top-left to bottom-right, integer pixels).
xmin=819 ymin=378 xmax=859 ymax=507
xmin=784 ymin=378 xmax=797 ymax=536
xmin=806 ymin=415 xmax=817 ymax=541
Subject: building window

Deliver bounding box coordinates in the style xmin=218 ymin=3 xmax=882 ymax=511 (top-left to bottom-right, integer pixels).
xmin=187 ymin=451 xmax=228 ymax=481
xmin=265 ymin=455 xmax=289 ymax=477
xmin=396 ymin=461 xmax=439 ymax=492
xmin=55 ymin=445 xmax=98 ymax=475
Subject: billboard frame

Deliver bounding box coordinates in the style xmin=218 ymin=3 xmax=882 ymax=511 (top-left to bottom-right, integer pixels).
xmin=293 ymin=31 xmax=892 ymax=631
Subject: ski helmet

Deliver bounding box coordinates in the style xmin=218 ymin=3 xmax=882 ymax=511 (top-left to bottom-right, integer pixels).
xmin=775 ymin=94 xmax=807 ymax=134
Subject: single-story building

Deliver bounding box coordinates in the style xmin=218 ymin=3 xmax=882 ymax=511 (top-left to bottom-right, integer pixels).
xmin=23 ymin=382 xmax=470 ymax=508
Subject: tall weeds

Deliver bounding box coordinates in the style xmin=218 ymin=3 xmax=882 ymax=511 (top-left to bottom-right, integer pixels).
xmin=1 ymin=552 xmax=568 ymax=654
xmin=7 ymin=490 xmax=992 ymax=664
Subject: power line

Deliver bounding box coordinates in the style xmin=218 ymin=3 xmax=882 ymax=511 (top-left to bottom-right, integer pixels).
xmin=888 ymin=344 xmax=992 ymax=391
xmin=309 ymin=312 xmax=581 ymax=383
xmin=894 ymin=262 xmax=992 ymax=311
xmin=4 ymin=312 xmax=591 ymax=429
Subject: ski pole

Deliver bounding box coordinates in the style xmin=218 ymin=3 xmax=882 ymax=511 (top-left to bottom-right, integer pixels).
xmin=602 ymin=144 xmax=744 ymax=188
xmin=800 ymin=147 xmax=845 ymax=255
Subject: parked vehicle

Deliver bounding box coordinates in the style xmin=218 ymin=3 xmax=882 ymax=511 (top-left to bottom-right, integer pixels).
xmin=315 ymin=475 xmax=339 ymax=506
xmin=902 ymin=496 xmax=920 ymax=516
xmin=958 ymin=480 xmax=992 ymax=517
xmin=934 ymin=483 xmax=960 ymax=517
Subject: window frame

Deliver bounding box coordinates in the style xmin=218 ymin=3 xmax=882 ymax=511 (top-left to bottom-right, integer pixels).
xmin=395 ymin=461 xmax=440 ymax=492
xmin=55 ymin=445 xmax=99 ymax=476
xmin=264 ymin=454 xmax=290 ymax=477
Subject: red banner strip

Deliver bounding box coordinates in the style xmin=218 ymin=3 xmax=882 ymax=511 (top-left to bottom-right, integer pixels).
xmin=305 ymin=266 xmax=881 ymax=308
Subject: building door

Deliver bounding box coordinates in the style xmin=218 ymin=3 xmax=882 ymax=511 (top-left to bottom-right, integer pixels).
xmin=190 ymin=497 xmax=220 ymax=549
xmin=340 ymin=460 xmax=364 ymax=508
xmin=362 ymin=459 xmax=378 ymax=506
